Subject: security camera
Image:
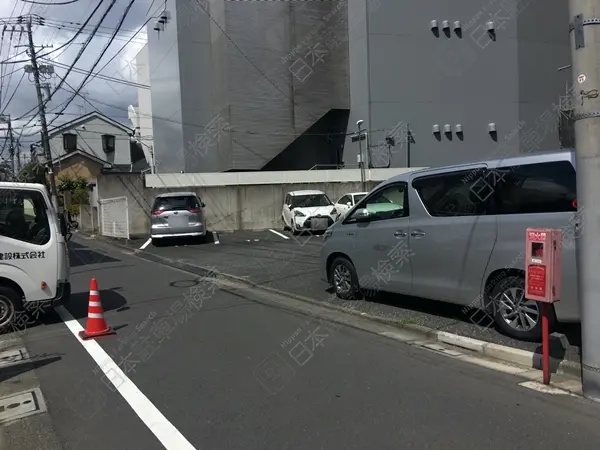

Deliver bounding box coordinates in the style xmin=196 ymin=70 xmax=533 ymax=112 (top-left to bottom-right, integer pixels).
xmin=356 ymin=119 xmax=364 ymax=128
xmin=80 ymin=125 xmax=86 ymax=131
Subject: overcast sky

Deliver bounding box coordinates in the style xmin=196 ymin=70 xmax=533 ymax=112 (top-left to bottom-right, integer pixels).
xmin=0 ymin=0 xmax=158 ymax=154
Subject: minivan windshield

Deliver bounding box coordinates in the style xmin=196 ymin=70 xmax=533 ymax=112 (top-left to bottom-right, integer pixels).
xmin=153 ymin=196 xmax=200 ymax=212
xmin=291 ymin=194 xmax=332 ymax=208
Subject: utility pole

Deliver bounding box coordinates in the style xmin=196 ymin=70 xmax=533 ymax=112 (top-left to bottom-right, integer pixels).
xmin=0 ymin=114 xmax=14 ymax=178
xmin=11 ymin=127 xmax=19 ymax=175
xmin=568 ymin=0 xmax=600 ymax=402
xmin=351 ymin=120 xmax=368 ymax=191
xmin=25 ymin=17 xmax=58 ymax=210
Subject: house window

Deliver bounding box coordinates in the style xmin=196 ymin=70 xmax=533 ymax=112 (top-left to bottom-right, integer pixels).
xmin=63 ymin=133 xmax=77 ymax=152
xmin=102 ymin=134 xmax=116 ymax=153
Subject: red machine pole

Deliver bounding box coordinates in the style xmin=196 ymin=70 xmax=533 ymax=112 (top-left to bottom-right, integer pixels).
xmin=541 ymin=302 xmax=550 ymax=385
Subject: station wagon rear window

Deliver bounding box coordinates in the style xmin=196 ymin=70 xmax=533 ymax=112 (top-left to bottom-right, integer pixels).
xmin=153 ymin=196 xmax=200 ymax=212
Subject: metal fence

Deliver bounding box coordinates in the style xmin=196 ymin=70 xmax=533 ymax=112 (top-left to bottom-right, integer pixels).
xmin=99 ymin=196 xmax=129 ymax=239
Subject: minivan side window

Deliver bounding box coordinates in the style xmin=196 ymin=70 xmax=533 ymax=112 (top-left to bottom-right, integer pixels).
xmin=413 ymin=169 xmax=489 ymax=217
xmin=493 ymin=161 xmax=577 ymax=214
xmin=346 ymin=183 xmax=408 ymax=222
xmin=0 ymin=189 xmax=51 ymax=245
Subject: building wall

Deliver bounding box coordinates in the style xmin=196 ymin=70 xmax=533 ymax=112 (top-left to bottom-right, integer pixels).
xmin=223 ymin=0 xmax=350 ymax=171
xmin=146 ymin=3 xmax=185 ymax=174
xmin=345 ymin=0 xmax=571 ymax=169
xmin=147 ymin=0 xmax=349 ymax=173
xmin=54 ymin=157 xmax=102 ymax=181
xmin=134 ymin=43 xmax=155 ymax=165
xmin=48 ymin=117 xmax=132 ymax=166
xmin=98 ymin=172 xmax=383 ymax=236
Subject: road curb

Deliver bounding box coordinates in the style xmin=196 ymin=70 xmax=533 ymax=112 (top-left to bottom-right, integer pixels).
xmin=80 ymin=232 xmax=582 ymax=380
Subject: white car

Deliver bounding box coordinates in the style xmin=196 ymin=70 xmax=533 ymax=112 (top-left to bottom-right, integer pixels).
xmin=333 ymin=192 xmax=368 ymax=219
xmin=282 ymin=190 xmax=337 ymax=234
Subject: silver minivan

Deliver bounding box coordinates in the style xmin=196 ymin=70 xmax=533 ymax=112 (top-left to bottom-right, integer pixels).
xmin=150 ymin=192 xmax=206 ymax=245
xmin=320 ymin=150 xmax=578 ymax=341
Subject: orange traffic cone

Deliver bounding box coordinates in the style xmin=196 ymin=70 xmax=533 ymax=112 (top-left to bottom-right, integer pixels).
xmin=78 ymin=278 xmax=116 ymax=340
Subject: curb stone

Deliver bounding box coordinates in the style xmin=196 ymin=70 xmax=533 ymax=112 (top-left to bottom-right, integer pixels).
xmin=79 ymin=232 xmax=582 ymax=380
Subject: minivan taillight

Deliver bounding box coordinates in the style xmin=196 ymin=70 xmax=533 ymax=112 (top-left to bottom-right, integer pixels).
xmin=188 ymin=208 xmax=199 ymax=213
xmin=151 ymin=210 xmax=163 ymax=215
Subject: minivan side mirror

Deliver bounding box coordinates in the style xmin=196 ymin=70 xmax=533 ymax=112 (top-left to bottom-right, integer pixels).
xmin=346 ymin=201 xmax=352 ymax=207
xmin=351 ymin=208 xmax=372 ymax=223
xmin=201 ymin=202 xmax=206 ymax=208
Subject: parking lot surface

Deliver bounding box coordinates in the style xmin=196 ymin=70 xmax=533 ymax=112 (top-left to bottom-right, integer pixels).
xmin=111 ymin=229 xmax=583 ymax=364
xmin=4 ymin=236 xmax=598 ymax=449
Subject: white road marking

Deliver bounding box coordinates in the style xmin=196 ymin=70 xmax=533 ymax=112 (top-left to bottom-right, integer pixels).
xmin=518 ymin=381 xmax=577 ymax=396
xmin=269 ymin=229 xmax=289 ymax=240
xmin=212 ymin=231 xmax=220 ymax=244
xmin=54 ymin=306 xmax=196 ymax=450
xmin=139 ymin=238 xmax=152 ymax=250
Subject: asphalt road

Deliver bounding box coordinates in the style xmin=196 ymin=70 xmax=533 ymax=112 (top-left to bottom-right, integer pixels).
xmin=2 ymin=236 xmax=599 ymax=449
xmin=122 ymin=229 xmax=582 ymax=363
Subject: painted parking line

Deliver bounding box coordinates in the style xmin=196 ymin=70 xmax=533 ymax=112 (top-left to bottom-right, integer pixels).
xmin=54 ymin=306 xmax=196 ymax=450
xmin=212 ymin=231 xmax=220 ymax=244
xmin=139 ymin=238 xmax=152 ymax=250
xmin=269 ymin=229 xmax=289 ymax=240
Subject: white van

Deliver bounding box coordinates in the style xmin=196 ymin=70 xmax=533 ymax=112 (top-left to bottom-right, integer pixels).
xmin=0 ymin=182 xmax=71 ymax=331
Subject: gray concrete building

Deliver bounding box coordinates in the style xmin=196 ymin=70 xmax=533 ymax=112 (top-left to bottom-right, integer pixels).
xmin=143 ymin=0 xmax=572 ymax=173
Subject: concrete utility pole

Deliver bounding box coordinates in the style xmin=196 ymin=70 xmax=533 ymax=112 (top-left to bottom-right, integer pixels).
xmin=26 ymin=17 xmax=58 ymax=210
xmin=568 ymin=0 xmax=600 ymax=402
xmin=352 ymin=120 xmax=368 ymax=191
xmin=0 ymin=114 xmax=14 ymax=178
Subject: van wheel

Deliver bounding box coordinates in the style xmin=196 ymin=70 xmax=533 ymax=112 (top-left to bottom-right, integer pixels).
xmin=491 ymin=275 xmax=555 ymax=341
xmin=329 ymin=257 xmax=360 ymax=300
xmin=0 ymin=287 xmax=19 ymax=332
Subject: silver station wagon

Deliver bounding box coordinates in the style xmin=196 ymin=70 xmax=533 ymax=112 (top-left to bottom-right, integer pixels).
xmin=150 ymin=192 xmax=206 ymax=245
xmin=320 ymin=150 xmax=578 ymax=341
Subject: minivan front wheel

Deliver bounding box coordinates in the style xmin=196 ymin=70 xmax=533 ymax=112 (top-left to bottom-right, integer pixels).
xmin=329 ymin=257 xmax=360 ymax=300
xmin=491 ymin=275 xmax=555 ymax=341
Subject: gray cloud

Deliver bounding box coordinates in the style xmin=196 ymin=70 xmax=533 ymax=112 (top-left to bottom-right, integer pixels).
xmin=0 ymin=0 xmax=159 ymax=148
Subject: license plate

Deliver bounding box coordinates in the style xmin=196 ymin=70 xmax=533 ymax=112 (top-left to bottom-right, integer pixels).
xmin=311 ymin=218 xmax=328 ymax=230
xmin=168 ymin=216 xmax=186 ymax=227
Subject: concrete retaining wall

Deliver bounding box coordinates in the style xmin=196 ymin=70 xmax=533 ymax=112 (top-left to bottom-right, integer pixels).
xmin=96 ymin=172 xmax=391 ymax=236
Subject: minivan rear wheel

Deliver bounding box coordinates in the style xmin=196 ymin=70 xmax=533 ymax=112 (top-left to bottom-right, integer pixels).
xmin=329 ymin=257 xmax=360 ymax=300
xmin=490 ymin=275 xmax=555 ymax=341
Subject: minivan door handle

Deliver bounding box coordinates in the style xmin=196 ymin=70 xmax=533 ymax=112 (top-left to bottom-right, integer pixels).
xmin=393 ymin=230 xmax=407 ymax=238
xmin=411 ymin=230 xmax=425 ymax=238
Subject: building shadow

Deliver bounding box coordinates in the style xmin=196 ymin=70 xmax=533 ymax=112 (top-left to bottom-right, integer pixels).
xmin=0 ymin=354 xmax=62 ymax=383
xmin=156 ymin=232 xmax=216 ymax=248
xmin=68 ymin=241 xmax=121 ymax=267
xmin=2 ymin=289 xmax=130 ymax=333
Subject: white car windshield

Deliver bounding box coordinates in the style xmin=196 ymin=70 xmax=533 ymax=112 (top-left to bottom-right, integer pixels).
xmin=291 ymin=194 xmax=331 ymax=208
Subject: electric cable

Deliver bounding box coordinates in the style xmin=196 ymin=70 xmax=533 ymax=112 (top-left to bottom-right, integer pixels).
xmin=1 ymin=70 xmax=25 ymax=115
xmin=13 ymin=1 xmax=117 ymax=142
xmin=45 ymin=0 xmax=134 ymax=128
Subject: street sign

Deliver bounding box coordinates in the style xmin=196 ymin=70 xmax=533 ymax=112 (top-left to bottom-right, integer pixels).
xmin=578 ymin=73 xmax=586 ymax=83
xmin=351 ymin=132 xmax=366 ymax=142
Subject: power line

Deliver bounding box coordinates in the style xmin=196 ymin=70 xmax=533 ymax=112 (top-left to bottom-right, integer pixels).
xmin=1 ymin=70 xmax=25 ymax=115
xmin=12 ymin=1 xmax=114 ymax=141
xmin=41 ymin=58 xmax=149 ymax=89
xmin=45 ymin=0 xmax=135 ymax=128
